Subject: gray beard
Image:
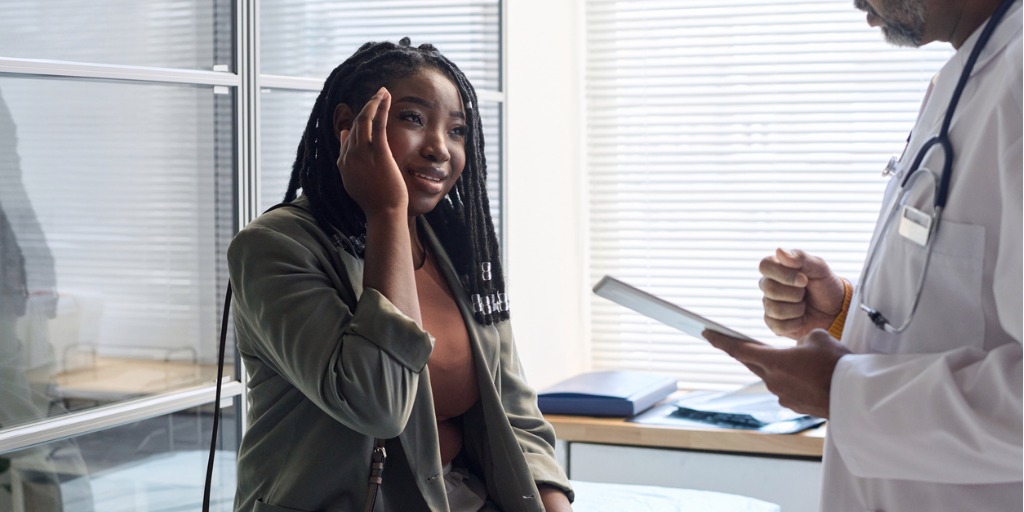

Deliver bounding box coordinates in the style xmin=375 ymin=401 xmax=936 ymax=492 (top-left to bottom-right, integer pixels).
xmin=854 ymin=0 xmax=927 ymax=47
xmin=882 ymin=18 xmax=926 ymax=47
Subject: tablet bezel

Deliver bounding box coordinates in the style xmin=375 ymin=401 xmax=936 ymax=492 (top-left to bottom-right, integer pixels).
xmin=592 ymin=275 xmax=757 ymax=343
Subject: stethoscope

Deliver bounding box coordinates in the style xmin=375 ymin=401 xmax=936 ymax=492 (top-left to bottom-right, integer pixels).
xmin=857 ymin=0 xmax=1017 ymax=333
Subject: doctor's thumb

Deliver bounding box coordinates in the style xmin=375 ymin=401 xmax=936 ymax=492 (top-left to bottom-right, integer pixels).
xmin=776 ymin=248 xmax=806 ymax=268
xmin=798 ymin=329 xmax=849 ymax=354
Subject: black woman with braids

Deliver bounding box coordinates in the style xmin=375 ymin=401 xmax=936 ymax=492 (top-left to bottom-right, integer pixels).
xmin=227 ymin=38 xmax=573 ymax=512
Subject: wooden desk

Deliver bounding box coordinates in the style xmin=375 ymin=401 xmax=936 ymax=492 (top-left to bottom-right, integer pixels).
xmin=545 ymin=414 xmax=825 ymax=458
xmin=546 ymin=414 xmax=826 ymax=512
xmin=53 ymin=357 xmax=233 ymax=402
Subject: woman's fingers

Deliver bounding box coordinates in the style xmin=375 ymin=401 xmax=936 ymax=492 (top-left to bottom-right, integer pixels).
xmin=352 ymin=87 xmax=387 ymax=146
xmin=372 ymin=87 xmax=391 ymax=150
xmin=334 ymin=87 xmax=407 ymax=217
xmin=339 ymin=128 xmax=351 ymax=153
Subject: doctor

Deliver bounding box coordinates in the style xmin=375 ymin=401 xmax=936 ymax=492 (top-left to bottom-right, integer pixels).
xmin=704 ymin=0 xmax=1022 ymax=510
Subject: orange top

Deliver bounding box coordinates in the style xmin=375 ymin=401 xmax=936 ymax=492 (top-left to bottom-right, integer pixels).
xmin=415 ymin=248 xmax=479 ymax=466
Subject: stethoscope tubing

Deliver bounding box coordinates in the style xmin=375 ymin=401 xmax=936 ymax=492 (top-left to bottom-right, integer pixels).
xmin=902 ymin=0 xmax=1018 ymax=210
xmin=861 ymin=0 xmax=1017 ymax=333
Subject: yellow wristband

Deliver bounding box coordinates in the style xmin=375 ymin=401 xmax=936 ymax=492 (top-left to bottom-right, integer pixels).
xmin=827 ymin=278 xmax=853 ymax=340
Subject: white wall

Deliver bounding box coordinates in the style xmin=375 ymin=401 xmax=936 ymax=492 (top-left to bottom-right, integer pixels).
xmin=504 ymin=0 xmax=588 ymax=389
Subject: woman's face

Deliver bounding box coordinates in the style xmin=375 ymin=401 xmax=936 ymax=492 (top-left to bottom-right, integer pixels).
xmin=383 ymin=68 xmax=467 ymax=217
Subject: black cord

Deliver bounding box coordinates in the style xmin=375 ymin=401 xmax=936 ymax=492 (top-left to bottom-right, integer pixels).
xmin=932 ymin=0 xmax=1016 ymax=208
xmin=203 ymin=285 xmax=232 ymax=511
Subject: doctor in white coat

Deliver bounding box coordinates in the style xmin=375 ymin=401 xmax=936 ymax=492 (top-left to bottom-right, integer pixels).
xmin=705 ymin=0 xmax=1023 ymax=510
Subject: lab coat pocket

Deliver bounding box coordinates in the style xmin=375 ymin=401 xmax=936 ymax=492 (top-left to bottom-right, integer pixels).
xmin=253 ymin=498 xmax=315 ymax=512
xmin=869 ymin=218 xmax=986 ymax=354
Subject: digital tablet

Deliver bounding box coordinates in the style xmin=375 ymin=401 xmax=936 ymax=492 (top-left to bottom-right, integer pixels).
xmin=592 ymin=275 xmax=758 ymax=343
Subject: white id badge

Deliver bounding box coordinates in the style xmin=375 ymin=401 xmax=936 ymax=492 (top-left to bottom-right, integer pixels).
xmin=898 ymin=205 xmax=933 ymax=246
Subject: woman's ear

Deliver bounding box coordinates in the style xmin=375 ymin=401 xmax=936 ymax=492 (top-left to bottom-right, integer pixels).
xmin=333 ymin=103 xmax=355 ymax=139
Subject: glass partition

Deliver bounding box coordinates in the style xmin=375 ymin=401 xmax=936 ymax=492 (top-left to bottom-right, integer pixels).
xmin=0 ymin=404 xmax=238 ymax=511
xmin=0 ymin=0 xmax=233 ymax=71
xmin=260 ymin=0 xmax=500 ymax=90
xmin=0 ymin=77 xmax=234 ymax=428
xmin=258 ymin=89 xmax=318 ymax=212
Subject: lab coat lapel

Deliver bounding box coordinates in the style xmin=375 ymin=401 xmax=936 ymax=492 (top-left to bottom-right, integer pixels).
xmin=958 ymin=0 xmax=1020 ymax=81
xmin=915 ymin=1 xmax=1020 ymax=140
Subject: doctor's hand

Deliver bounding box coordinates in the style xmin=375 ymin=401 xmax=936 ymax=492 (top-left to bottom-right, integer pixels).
xmin=759 ymin=248 xmax=846 ymax=340
xmin=703 ymin=329 xmax=850 ymax=419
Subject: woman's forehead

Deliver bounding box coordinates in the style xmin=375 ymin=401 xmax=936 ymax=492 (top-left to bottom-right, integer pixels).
xmin=388 ymin=68 xmax=464 ymax=112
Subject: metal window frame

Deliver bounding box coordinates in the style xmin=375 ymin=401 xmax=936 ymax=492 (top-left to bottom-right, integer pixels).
xmin=0 ymin=0 xmax=505 ymax=456
xmin=0 ymin=382 xmax=243 ymax=454
xmin=0 ymin=0 xmax=249 ymax=455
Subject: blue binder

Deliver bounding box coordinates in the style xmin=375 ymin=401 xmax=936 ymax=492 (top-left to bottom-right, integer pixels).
xmin=537 ymin=370 xmax=678 ymax=417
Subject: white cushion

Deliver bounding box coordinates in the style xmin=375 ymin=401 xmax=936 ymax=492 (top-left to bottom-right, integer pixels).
xmin=569 ymin=480 xmax=780 ymax=512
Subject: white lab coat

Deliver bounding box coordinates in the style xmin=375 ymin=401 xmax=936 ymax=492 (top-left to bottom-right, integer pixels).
xmin=823 ymin=2 xmax=1024 ymax=511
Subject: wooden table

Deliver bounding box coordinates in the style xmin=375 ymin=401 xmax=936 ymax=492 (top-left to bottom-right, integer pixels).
xmin=53 ymin=357 xmax=232 ymax=402
xmin=545 ymin=413 xmax=825 ymax=458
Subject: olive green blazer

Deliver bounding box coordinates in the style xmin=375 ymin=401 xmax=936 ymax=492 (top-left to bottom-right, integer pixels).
xmin=229 ymin=197 xmax=571 ymax=512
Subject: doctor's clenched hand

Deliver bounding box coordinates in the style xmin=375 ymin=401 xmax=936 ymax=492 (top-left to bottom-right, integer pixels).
xmin=759 ymin=248 xmax=846 ymax=340
xmin=703 ymin=329 xmax=850 ymax=419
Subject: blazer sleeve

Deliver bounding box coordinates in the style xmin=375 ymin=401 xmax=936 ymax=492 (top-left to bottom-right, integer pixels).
xmin=492 ymin=319 xmax=575 ymax=501
xmin=228 ymin=223 xmax=434 ymax=439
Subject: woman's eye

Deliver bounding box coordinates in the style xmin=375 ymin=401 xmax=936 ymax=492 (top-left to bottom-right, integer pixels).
xmin=449 ymin=126 xmax=467 ymax=138
xmin=399 ymin=111 xmax=423 ymax=125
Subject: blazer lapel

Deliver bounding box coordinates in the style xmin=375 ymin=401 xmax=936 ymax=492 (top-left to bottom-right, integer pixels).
xmin=418 ymin=218 xmax=501 ymax=378
xmin=418 ymin=218 xmax=541 ymax=512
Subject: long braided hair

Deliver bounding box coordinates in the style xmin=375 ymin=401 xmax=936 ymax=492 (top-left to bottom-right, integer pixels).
xmin=283 ymin=38 xmax=508 ymax=325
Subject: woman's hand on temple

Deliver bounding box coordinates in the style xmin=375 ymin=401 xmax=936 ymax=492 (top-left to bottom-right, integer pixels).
xmin=337 ymin=87 xmax=407 ymax=219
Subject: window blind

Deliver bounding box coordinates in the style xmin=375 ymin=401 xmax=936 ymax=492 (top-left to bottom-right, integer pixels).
xmin=260 ymin=0 xmax=501 ymax=91
xmin=586 ymin=0 xmax=954 ymax=389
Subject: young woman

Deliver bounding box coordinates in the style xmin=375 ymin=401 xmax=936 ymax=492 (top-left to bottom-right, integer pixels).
xmin=228 ymin=39 xmax=573 ymax=512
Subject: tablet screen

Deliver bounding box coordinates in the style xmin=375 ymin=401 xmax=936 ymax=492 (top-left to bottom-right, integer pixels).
xmin=592 ymin=275 xmax=757 ymax=343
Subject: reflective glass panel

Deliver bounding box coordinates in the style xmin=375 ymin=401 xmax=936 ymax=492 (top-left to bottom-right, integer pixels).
xmin=0 ymin=77 xmax=235 ymax=429
xmin=260 ymin=0 xmax=501 ymax=91
xmin=0 ymin=404 xmax=238 ymax=511
xmin=0 ymin=0 xmax=233 ymax=71
xmin=258 ymin=89 xmax=317 ymax=212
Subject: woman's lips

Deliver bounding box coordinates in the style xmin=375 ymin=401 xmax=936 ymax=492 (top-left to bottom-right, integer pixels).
xmin=408 ymin=168 xmax=447 ymax=193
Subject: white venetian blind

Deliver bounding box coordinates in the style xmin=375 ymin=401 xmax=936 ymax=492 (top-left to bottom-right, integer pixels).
xmin=586 ymin=0 xmax=954 ymax=389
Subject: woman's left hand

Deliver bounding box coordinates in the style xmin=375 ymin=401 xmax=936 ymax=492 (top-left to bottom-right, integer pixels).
xmin=336 ymin=87 xmax=408 ymax=219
